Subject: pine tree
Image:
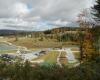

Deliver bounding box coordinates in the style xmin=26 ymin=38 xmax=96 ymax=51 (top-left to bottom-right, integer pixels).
xmin=92 ymin=0 xmax=100 ymax=55
xmin=78 ymin=9 xmax=97 ymax=60
xmin=93 ymin=0 xmax=100 ymax=18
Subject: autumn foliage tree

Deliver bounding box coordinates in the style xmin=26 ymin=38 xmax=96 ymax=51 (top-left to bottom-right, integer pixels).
xmin=83 ymin=29 xmax=96 ymax=59
xmin=78 ymin=9 xmax=96 ymax=60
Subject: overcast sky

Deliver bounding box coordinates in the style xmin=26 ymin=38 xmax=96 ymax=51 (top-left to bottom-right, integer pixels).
xmin=0 ymin=0 xmax=95 ymax=31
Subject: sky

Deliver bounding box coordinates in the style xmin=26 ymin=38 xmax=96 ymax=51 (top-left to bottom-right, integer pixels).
xmin=0 ymin=0 xmax=95 ymax=31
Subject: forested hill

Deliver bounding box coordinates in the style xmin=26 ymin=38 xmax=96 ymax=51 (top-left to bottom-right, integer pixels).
xmin=44 ymin=27 xmax=80 ymax=34
xmin=0 ymin=30 xmax=34 ymax=36
xmin=0 ymin=27 xmax=80 ymax=36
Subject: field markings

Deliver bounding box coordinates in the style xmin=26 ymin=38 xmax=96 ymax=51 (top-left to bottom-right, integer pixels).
xmin=52 ymin=48 xmax=79 ymax=66
xmin=57 ymin=51 xmax=62 ymax=67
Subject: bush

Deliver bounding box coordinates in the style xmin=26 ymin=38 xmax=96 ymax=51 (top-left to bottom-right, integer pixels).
xmin=0 ymin=57 xmax=100 ymax=80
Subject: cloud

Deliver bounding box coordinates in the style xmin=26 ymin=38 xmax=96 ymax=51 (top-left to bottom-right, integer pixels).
xmin=12 ymin=2 xmax=31 ymax=18
xmin=26 ymin=0 xmax=94 ymax=21
xmin=0 ymin=0 xmax=95 ymax=30
xmin=0 ymin=18 xmax=57 ymax=31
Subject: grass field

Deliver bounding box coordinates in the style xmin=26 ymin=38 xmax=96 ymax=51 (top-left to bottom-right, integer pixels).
xmin=33 ymin=51 xmax=59 ymax=64
xmin=71 ymin=48 xmax=79 ymax=51
xmin=5 ymin=37 xmax=78 ymax=49
xmin=0 ymin=37 xmax=80 ymax=65
xmin=73 ymin=52 xmax=80 ymax=59
xmin=71 ymin=48 xmax=80 ymax=59
xmin=0 ymin=50 xmax=17 ymax=54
